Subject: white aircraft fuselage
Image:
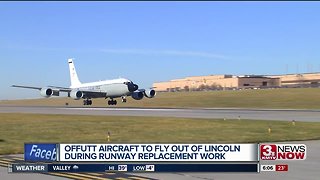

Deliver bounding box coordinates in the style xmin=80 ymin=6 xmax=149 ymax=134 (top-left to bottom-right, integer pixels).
xmin=73 ymin=78 xmax=133 ymax=98
xmin=12 ymin=58 xmax=155 ymax=106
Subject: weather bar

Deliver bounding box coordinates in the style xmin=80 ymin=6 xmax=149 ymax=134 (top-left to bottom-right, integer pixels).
xmin=9 ymin=163 xmax=259 ymax=173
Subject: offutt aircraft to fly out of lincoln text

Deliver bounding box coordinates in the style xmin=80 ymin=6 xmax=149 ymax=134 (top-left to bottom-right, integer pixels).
xmin=12 ymin=59 xmax=156 ymax=105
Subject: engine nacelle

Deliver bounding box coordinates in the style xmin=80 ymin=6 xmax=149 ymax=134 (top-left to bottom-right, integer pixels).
xmin=40 ymin=88 xmax=53 ymax=98
xmin=131 ymin=91 xmax=144 ymax=100
xmin=144 ymin=89 xmax=156 ymax=98
xmin=70 ymin=90 xmax=84 ymax=100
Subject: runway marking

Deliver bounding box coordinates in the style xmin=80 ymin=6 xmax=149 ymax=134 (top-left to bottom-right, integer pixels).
xmin=10 ymin=157 xmax=24 ymax=161
xmin=0 ymin=158 xmax=13 ymax=163
xmin=0 ymin=158 xmax=12 ymax=168
xmin=86 ymin=172 xmax=104 ymax=176
xmin=66 ymin=172 xmax=112 ymax=180
xmin=1 ymin=158 xmax=15 ymax=162
xmin=0 ymin=162 xmax=8 ymax=167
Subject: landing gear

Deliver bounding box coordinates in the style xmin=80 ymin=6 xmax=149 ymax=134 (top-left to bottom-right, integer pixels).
xmin=83 ymin=99 xmax=92 ymax=105
xmin=122 ymin=96 xmax=127 ymax=103
xmin=108 ymin=99 xmax=117 ymax=105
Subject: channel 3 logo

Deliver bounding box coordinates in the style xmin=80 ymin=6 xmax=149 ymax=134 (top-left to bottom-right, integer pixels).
xmin=260 ymin=144 xmax=307 ymax=160
xmin=260 ymin=144 xmax=277 ymax=160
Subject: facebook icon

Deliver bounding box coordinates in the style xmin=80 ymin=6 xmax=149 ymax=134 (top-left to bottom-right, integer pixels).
xmin=24 ymin=143 xmax=57 ymax=161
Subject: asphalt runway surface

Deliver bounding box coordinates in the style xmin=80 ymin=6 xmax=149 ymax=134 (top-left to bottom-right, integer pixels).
xmin=0 ymin=106 xmax=320 ymax=122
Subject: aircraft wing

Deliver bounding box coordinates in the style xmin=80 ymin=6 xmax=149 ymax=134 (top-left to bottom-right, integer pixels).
xmin=11 ymin=85 xmax=42 ymax=90
xmin=47 ymin=86 xmax=107 ymax=97
xmin=12 ymin=85 xmax=72 ymax=92
xmin=12 ymin=85 xmax=107 ymax=98
xmin=47 ymin=86 xmax=72 ymax=92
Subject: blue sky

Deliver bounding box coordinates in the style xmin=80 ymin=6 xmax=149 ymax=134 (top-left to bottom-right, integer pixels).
xmin=1 ymin=2 xmax=320 ymax=99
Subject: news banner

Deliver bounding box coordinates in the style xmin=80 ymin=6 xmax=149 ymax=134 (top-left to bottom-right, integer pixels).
xmin=8 ymin=143 xmax=306 ymax=173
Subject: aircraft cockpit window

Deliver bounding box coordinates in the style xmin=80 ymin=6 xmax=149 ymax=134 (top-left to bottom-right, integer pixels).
xmin=124 ymin=81 xmax=133 ymax=85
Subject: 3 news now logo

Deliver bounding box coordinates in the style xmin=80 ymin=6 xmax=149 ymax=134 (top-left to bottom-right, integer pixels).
xmin=260 ymin=144 xmax=306 ymax=160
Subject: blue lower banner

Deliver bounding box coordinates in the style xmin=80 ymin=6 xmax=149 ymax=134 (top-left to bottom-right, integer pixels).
xmin=10 ymin=163 xmax=259 ymax=173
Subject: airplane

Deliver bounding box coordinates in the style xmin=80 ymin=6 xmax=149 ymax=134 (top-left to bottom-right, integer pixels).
xmin=12 ymin=58 xmax=156 ymax=105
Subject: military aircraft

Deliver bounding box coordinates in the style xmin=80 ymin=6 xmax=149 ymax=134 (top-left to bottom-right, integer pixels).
xmin=12 ymin=59 xmax=156 ymax=105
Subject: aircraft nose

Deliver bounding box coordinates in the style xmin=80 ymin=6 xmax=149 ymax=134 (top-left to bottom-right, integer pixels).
xmin=128 ymin=83 xmax=139 ymax=92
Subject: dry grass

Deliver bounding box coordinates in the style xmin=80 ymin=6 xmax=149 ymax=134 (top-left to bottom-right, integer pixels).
xmin=1 ymin=113 xmax=320 ymax=154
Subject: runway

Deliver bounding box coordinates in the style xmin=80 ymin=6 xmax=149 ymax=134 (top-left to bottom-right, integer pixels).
xmin=0 ymin=106 xmax=320 ymax=122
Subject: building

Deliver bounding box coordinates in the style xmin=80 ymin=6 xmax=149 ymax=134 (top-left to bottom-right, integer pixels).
xmin=269 ymin=72 xmax=320 ymax=88
xmin=153 ymin=72 xmax=320 ymax=92
xmin=153 ymin=74 xmax=280 ymax=92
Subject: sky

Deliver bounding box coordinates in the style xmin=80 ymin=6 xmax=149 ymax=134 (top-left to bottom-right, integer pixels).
xmin=1 ymin=2 xmax=320 ymax=99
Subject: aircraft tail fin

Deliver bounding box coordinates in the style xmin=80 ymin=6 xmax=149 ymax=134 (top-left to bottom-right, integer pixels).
xmin=68 ymin=58 xmax=82 ymax=88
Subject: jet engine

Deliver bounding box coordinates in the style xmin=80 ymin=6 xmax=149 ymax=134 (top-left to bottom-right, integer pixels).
xmin=40 ymin=88 xmax=59 ymax=98
xmin=144 ymin=89 xmax=156 ymax=98
xmin=40 ymin=88 xmax=53 ymax=98
xmin=70 ymin=90 xmax=84 ymax=100
xmin=131 ymin=91 xmax=144 ymax=100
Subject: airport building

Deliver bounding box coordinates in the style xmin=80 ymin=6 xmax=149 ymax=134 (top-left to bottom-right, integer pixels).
xmin=269 ymin=73 xmax=320 ymax=88
xmin=153 ymin=72 xmax=320 ymax=92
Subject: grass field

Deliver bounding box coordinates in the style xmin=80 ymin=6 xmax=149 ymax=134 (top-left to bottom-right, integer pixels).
xmin=1 ymin=88 xmax=320 ymax=109
xmin=1 ymin=113 xmax=320 ymax=154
